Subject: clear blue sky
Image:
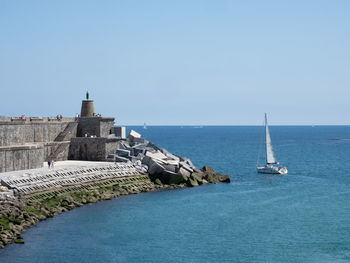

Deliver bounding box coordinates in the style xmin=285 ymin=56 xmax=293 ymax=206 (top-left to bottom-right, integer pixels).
xmin=0 ymin=0 xmax=349 ymax=125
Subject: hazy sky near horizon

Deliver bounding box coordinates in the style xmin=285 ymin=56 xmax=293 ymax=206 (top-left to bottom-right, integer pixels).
xmin=0 ymin=0 xmax=349 ymax=125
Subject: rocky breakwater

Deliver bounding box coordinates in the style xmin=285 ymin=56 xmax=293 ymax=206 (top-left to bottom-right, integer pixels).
xmin=111 ymin=130 xmax=230 ymax=186
xmin=0 ymin=179 xmax=182 ymax=248
xmin=0 ymin=130 xmax=230 ymax=249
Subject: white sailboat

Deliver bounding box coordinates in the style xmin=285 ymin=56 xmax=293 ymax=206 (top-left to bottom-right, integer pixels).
xmin=256 ymin=114 xmax=288 ymax=175
xmin=143 ymin=123 xmax=147 ymax=129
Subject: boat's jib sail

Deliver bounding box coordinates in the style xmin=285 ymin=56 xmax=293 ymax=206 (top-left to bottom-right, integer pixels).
xmin=265 ymin=114 xmax=277 ymax=164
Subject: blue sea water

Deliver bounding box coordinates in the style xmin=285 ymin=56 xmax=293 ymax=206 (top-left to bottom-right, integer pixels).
xmin=1 ymin=126 xmax=350 ymax=263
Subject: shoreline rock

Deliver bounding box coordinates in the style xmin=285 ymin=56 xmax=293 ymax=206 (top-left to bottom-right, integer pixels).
xmin=0 ymin=167 xmax=229 ymax=249
xmin=0 ymin=178 xmax=183 ymax=249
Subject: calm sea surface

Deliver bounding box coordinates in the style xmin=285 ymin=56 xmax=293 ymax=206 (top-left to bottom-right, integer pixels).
xmin=1 ymin=126 xmax=350 ymax=263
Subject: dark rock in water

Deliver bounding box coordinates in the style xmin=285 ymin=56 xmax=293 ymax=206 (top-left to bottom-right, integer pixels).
xmin=201 ymin=165 xmax=215 ymax=175
xmin=188 ymin=175 xmax=199 ymax=187
xmin=156 ymin=170 xmax=188 ymax=185
xmin=217 ymin=173 xmax=230 ymax=183
xmin=167 ymin=172 xmax=187 ymax=185
xmin=14 ymin=236 xmax=24 ymax=244
xmin=191 ymin=174 xmax=203 ymax=185
xmin=203 ymin=173 xmax=218 ymax=184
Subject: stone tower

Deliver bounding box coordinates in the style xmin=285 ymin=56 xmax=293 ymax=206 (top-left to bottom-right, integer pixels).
xmin=80 ymin=91 xmax=95 ymax=117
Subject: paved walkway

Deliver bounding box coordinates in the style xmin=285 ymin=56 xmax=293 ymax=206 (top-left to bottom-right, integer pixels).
xmin=0 ymin=161 xmax=113 ymax=180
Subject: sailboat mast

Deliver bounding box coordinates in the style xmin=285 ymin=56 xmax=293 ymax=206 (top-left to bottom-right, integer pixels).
xmin=265 ymin=113 xmax=277 ymax=164
xmin=265 ymin=113 xmax=267 ymax=164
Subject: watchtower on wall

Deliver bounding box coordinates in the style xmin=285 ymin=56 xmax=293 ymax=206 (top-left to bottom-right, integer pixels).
xmin=69 ymin=93 xmax=124 ymax=161
xmin=76 ymin=92 xmax=115 ymax=137
xmin=80 ymin=92 xmax=95 ymax=117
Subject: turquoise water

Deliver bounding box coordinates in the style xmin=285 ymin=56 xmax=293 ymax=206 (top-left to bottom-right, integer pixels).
xmin=1 ymin=126 xmax=350 ymax=262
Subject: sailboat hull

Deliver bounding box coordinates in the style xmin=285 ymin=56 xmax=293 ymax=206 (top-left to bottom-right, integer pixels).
xmin=257 ymin=165 xmax=288 ymax=175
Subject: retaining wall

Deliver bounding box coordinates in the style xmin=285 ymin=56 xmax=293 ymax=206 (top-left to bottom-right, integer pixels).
xmin=69 ymin=137 xmax=121 ymax=161
xmin=0 ymin=145 xmax=44 ymax=173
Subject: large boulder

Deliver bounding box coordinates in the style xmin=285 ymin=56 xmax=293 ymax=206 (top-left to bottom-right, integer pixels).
xmin=141 ymin=156 xmax=152 ymax=166
xmin=165 ymin=159 xmax=180 ymax=166
xmin=116 ymin=149 xmax=130 ymax=157
xmin=131 ymin=148 xmax=145 ymax=156
xmin=217 ymin=173 xmax=231 ymax=183
xmin=146 ymin=142 xmax=162 ymax=151
xmin=136 ymin=153 xmax=145 ymax=160
xmin=163 ymin=164 xmax=177 ymax=173
xmin=203 ymin=173 xmax=218 ymax=183
xmin=191 ymin=174 xmax=203 ymax=185
xmin=178 ymin=167 xmax=191 ymax=177
xmin=148 ymin=159 xmax=165 ymax=176
xmin=188 ymin=175 xmax=199 ymax=187
xmin=145 ymin=151 xmax=167 ymax=160
xmin=160 ymin=170 xmax=188 ymax=185
xmin=162 ymin=150 xmax=180 ymax=162
xmin=180 ymin=162 xmax=193 ymax=173
xmin=128 ymin=130 xmax=141 ymax=140
xmin=182 ymin=157 xmax=195 ymax=168
xmin=201 ymin=165 xmax=215 ymax=175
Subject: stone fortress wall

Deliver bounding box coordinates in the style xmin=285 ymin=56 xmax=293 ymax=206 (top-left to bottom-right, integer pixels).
xmin=0 ymin=117 xmax=76 ymax=146
xmin=0 ymin=117 xmax=79 ymax=173
xmin=0 ymin=97 xmax=128 ymax=173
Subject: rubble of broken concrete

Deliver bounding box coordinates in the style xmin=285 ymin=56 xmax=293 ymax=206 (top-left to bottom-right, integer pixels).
xmin=110 ymin=130 xmax=230 ymax=186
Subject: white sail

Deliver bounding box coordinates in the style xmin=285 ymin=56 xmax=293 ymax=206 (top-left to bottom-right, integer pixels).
xmin=265 ymin=114 xmax=277 ymax=164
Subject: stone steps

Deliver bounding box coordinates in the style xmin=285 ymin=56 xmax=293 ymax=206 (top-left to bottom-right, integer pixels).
xmin=1 ymin=163 xmax=144 ymax=196
xmin=26 ymin=175 xmax=151 ymax=201
xmin=54 ymin=122 xmax=78 ymax=142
